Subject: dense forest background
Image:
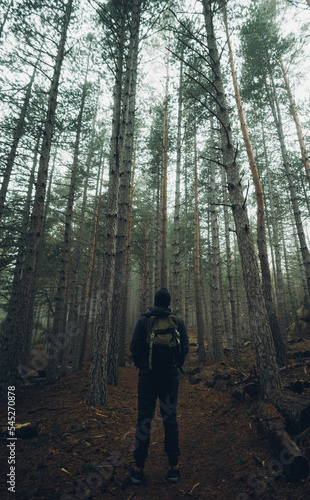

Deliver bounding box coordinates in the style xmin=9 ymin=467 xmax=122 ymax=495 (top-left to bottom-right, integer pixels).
xmin=0 ymin=0 xmax=310 ymax=405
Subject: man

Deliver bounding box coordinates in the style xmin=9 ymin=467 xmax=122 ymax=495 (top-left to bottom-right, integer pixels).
xmin=129 ymin=288 xmax=189 ymax=485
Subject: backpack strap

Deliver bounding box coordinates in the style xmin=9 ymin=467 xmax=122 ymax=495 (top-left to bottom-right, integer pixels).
xmin=147 ymin=316 xmax=157 ymax=370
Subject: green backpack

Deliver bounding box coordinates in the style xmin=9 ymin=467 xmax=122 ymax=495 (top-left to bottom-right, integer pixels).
xmin=146 ymin=315 xmax=181 ymax=370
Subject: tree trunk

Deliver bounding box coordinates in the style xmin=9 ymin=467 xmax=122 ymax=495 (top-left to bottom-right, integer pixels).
xmin=47 ymin=68 xmax=87 ymax=384
xmin=173 ymin=58 xmax=183 ymax=315
xmin=87 ymin=5 xmax=126 ymax=406
xmin=0 ymin=56 xmax=39 ymax=221
xmin=0 ymin=0 xmax=73 ymax=396
xmin=280 ymin=219 xmax=302 ymax=336
xmin=118 ymin=145 xmax=136 ymax=367
xmin=280 ymin=56 xmax=310 ymax=187
xmin=108 ymin=0 xmax=141 ymax=386
xmin=0 ymin=136 xmax=38 ymax=382
xmin=0 ymin=0 xmax=13 ymax=37
xmin=267 ymin=77 xmax=310 ymax=303
xmin=223 ymin=6 xmax=287 ymax=365
xmin=78 ymin=172 xmax=103 ymax=371
xmin=221 ymin=166 xmax=239 ymax=362
xmin=202 ymin=0 xmax=281 ymax=399
xmin=161 ymin=51 xmax=169 ymax=288
xmin=184 ymin=159 xmax=189 ymax=327
xmin=210 ymin=123 xmax=224 ymax=361
xmin=193 ymin=132 xmax=206 ymax=363
xmin=140 ymin=221 xmax=150 ymax=314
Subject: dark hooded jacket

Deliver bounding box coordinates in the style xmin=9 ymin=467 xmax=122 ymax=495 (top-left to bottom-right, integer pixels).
xmin=130 ymin=306 xmax=189 ymax=370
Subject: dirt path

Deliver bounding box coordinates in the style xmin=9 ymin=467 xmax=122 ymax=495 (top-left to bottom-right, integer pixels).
xmin=0 ymin=351 xmax=310 ymax=499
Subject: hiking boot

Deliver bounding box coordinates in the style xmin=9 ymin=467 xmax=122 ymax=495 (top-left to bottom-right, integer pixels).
xmin=129 ymin=467 xmax=144 ymax=485
xmin=167 ymin=467 xmax=180 ymax=484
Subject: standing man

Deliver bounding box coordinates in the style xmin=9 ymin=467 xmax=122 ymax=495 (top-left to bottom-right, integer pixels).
xmin=129 ymin=288 xmax=189 ymax=485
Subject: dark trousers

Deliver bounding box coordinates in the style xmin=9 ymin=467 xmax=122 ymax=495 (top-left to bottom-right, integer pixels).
xmin=134 ymin=367 xmax=180 ymax=468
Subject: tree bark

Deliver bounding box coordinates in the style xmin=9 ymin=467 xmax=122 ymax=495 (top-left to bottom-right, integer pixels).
xmin=87 ymin=4 xmax=126 ymax=406
xmin=267 ymin=77 xmax=310 ymax=303
xmin=172 ymin=57 xmax=183 ymax=315
xmin=280 ymin=56 xmax=310 ymax=187
xmin=0 ymin=0 xmax=73 ymax=396
xmin=47 ymin=67 xmax=87 ymax=384
xmin=221 ymin=166 xmax=239 ymax=362
xmin=223 ymin=5 xmax=287 ymax=365
xmin=210 ymin=122 xmax=224 ymax=361
xmin=0 ymin=56 xmax=39 ymax=221
xmin=160 ymin=50 xmax=169 ymax=288
xmin=193 ymin=132 xmax=206 ymax=363
xmin=202 ymin=0 xmax=281 ymax=399
xmin=108 ymin=0 xmax=141 ymax=386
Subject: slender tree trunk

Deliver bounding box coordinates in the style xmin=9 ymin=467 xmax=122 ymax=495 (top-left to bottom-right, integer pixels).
xmin=202 ymin=0 xmax=281 ymax=398
xmin=223 ymin=7 xmax=287 ymax=365
xmin=173 ymin=58 xmax=183 ymax=315
xmin=290 ymin=210 xmax=309 ymax=308
xmin=0 ymin=57 xmax=39 ymax=221
xmin=210 ymin=123 xmax=224 ymax=361
xmin=119 ymin=147 xmax=136 ymax=366
xmin=184 ymin=160 xmax=189 ymax=327
xmin=0 ymin=0 xmax=73 ymax=396
xmin=47 ymin=69 xmax=87 ymax=383
xmin=161 ymin=51 xmax=169 ymax=288
xmin=193 ymin=132 xmax=206 ymax=362
xmin=140 ymin=221 xmax=150 ymax=314
xmin=280 ymin=56 xmax=310 ymax=187
xmin=78 ymin=172 xmax=103 ymax=370
xmin=0 ymin=0 xmax=13 ymax=37
xmin=221 ymin=165 xmax=239 ymax=362
xmin=87 ymin=5 xmax=126 ymax=406
xmin=267 ymin=77 xmax=310 ymax=303
xmin=281 ymin=220 xmax=302 ymax=336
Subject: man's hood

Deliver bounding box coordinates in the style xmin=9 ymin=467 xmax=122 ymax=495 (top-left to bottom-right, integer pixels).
xmin=143 ymin=306 xmax=172 ymax=317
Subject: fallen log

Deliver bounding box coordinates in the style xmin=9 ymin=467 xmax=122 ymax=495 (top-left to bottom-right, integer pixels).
xmin=257 ymin=402 xmax=309 ymax=482
xmin=269 ymin=388 xmax=310 ymax=433
xmin=230 ymin=382 xmax=260 ymax=401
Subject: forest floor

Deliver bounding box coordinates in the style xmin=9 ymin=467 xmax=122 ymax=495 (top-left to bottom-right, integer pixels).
xmin=1 ymin=337 xmax=310 ymax=500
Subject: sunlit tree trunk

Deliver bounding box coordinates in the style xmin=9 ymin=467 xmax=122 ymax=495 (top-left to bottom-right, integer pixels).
xmin=280 ymin=56 xmax=310 ymax=187
xmin=0 ymin=0 xmax=73 ymax=396
xmin=223 ymin=6 xmax=287 ymax=365
xmin=202 ymin=0 xmax=281 ymax=398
